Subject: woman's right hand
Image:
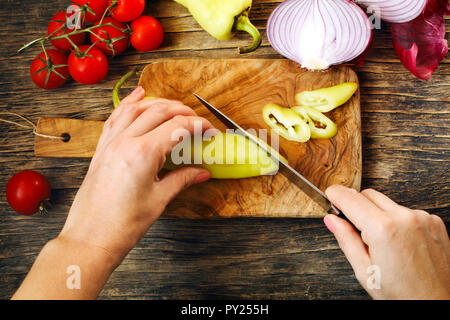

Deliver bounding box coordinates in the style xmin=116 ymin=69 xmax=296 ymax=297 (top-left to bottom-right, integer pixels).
xmin=324 ymin=185 xmax=450 ymax=300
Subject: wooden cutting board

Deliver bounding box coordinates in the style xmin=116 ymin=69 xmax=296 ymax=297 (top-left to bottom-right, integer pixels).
xmin=35 ymin=59 xmax=361 ymax=218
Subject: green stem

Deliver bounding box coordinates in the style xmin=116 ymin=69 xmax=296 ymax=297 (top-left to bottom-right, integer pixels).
xmin=113 ymin=69 xmax=137 ymax=108
xmin=100 ymin=1 xmax=117 ymax=24
xmin=234 ymin=13 xmax=261 ymax=54
xmin=18 ymin=22 xmax=128 ymax=54
xmin=65 ymin=36 xmax=82 ymax=55
xmin=40 ymin=41 xmax=48 ymax=60
xmin=38 ymin=199 xmax=52 ymax=216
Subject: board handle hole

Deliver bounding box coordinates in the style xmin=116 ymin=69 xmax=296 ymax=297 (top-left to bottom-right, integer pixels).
xmin=61 ymin=133 xmax=71 ymax=143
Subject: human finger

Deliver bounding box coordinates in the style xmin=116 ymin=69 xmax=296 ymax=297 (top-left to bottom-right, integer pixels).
xmin=326 ymin=185 xmax=384 ymax=232
xmin=125 ymin=100 xmax=197 ymax=137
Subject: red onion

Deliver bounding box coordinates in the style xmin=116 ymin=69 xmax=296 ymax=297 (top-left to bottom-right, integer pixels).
xmin=267 ymin=0 xmax=372 ymax=70
xmin=355 ymin=0 xmax=428 ymax=23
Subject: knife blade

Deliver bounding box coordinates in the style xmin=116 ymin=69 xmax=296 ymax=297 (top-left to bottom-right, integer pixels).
xmin=193 ymin=93 xmax=341 ymax=216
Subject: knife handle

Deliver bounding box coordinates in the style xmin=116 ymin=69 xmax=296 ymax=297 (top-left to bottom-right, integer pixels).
xmin=328 ymin=204 xmax=359 ymax=231
xmin=328 ymin=204 xmax=341 ymax=216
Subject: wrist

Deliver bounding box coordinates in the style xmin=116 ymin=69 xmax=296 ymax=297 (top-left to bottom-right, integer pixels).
xmin=59 ymin=202 xmax=136 ymax=265
xmin=12 ymin=236 xmax=120 ymax=299
xmin=53 ymin=235 xmax=122 ymax=271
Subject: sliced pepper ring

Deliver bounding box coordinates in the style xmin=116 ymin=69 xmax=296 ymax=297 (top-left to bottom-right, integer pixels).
xmin=262 ymin=103 xmax=311 ymax=143
xmin=295 ymin=82 xmax=358 ymax=113
xmin=292 ymin=106 xmax=337 ymax=139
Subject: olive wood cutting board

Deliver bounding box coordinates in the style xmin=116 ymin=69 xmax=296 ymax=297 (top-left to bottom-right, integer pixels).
xmin=35 ymin=59 xmax=361 ymax=218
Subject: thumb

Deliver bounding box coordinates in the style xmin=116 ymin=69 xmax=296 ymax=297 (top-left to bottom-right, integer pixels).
xmin=156 ymin=167 xmax=211 ymax=204
xmin=324 ymin=214 xmax=372 ymax=288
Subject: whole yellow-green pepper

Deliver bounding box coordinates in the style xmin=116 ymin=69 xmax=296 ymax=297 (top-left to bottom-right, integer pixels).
xmin=164 ymin=132 xmax=285 ymax=179
xmin=174 ymin=0 xmax=261 ymax=53
xmin=295 ymin=82 xmax=358 ymax=113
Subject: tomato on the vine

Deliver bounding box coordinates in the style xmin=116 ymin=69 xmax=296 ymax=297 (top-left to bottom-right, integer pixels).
xmin=90 ymin=17 xmax=129 ymax=56
xmin=30 ymin=49 xmax=69 ymax=90
xmin=6 ymin=171 xmax=51 ymax=216
xmin=68 ymin=44 xmax=109 ymax=84
xmin=109 ymin=0 xmax=145 ymax=22
xmin=71 ymin=0 xmax=108 ymax=24
xmin=130 ymin=16 xmax=164 ymax=52
xmin=48 ymin=11 xmax=86 ymax=52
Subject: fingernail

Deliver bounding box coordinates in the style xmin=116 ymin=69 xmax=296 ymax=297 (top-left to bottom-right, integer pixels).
xmin=194 ymin=171 xmax=211 ymax=184
xmin=323 ymin=215 xmax=335 ymax=234
xmin=131 ymin=86 xmax=144 ymax=95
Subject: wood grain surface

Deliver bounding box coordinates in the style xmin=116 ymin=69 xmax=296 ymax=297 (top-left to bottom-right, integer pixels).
xmin=34 ymin=59 xmax=361 ymax=218
xmin=35 ymin=117 xmax=104 ymax=158
xmin=0 ymin=0 xmax=449 ymax=300
xmin=141 ymin=59 xmax=361 ymax=218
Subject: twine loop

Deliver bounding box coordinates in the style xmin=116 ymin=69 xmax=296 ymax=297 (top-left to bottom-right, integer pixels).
xmin=0 ymin=111 xmax=66 ymax=141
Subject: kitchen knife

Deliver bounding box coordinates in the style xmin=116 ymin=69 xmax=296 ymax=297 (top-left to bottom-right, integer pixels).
xmin=193 ymin=94 xmax=341 ymax=216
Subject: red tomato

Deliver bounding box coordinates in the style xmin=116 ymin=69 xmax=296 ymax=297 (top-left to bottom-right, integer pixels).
xmin=68 ymin=44 xmax=109 ymax=84
xmin=71 ymin=0 xmax=108 ymax=23
xmin=109 ymin=0 xmax=145 ymax=22
xmin=30 ymin=49 xmax=70 ymax=90
xmin=130 ymin=16 xmax=164 ymax=52
xmin=90 ymin=17 xmax=129 ymax=56
xmin=6 ymin=171 xmax=51 ymax=216
xmin=48 ymin=11 xmax=86 ymax=51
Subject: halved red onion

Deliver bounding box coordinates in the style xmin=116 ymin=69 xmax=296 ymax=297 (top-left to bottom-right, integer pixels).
xmin=267 ymin=0 xmax=372 ymax=70
xmin=355 ymin=0 xmax=427 ymax=23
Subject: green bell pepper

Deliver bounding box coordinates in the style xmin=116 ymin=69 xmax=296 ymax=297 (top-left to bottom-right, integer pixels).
xmin=292 ymin=106 xmax=337 ymax=139
xmin=174 ymin=0 xmax=261 ymax=53
xmin=262 ymin=103 xmax=311 ymax=143
xmin=295 ymin=82 xmax=358 ymax=113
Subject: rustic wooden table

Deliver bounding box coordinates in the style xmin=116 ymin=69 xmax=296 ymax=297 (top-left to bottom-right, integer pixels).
xmin=0 ymin=0 xmax=448 ymax=300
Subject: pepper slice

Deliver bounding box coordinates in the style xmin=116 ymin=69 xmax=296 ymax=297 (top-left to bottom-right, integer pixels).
xmin=295 ymin=82 xmax=358 ymax=113
xmin=262 ymin=103 xmax=311 ymax=142
xmin=164 ymin=132 xmax=286 ymax=179
xmin=292 ymin=106 xmax=337 ymax=139
xmin=174 ymin=0 xmax=261 ymax=53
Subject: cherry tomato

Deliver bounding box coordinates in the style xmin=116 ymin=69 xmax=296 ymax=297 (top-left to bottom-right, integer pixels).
xmin=48 ymin=11 xmax=86 ymax=52
xmin=90 ymin=17 xmax=129 ymax=56
xmin=71 ymin=0 xmax=108 ymax=24
xmin=68 ymin=44 xmax=109 ymax=84
xmin=130 ymin=16 xmax=164 ymax=52
xmin=30 ymin=49 xmax=69 ymax=90
xmin=109 ymin=0 xmax=145 ymax=22
xmin=6 ymin=171 xmax=51 ymax=216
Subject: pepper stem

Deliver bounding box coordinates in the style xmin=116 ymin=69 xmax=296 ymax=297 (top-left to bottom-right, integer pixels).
xmin=234 ymin=13 xmax=261 ymax=54
xmin=113 ymin=69 xmax=137 ymax=108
